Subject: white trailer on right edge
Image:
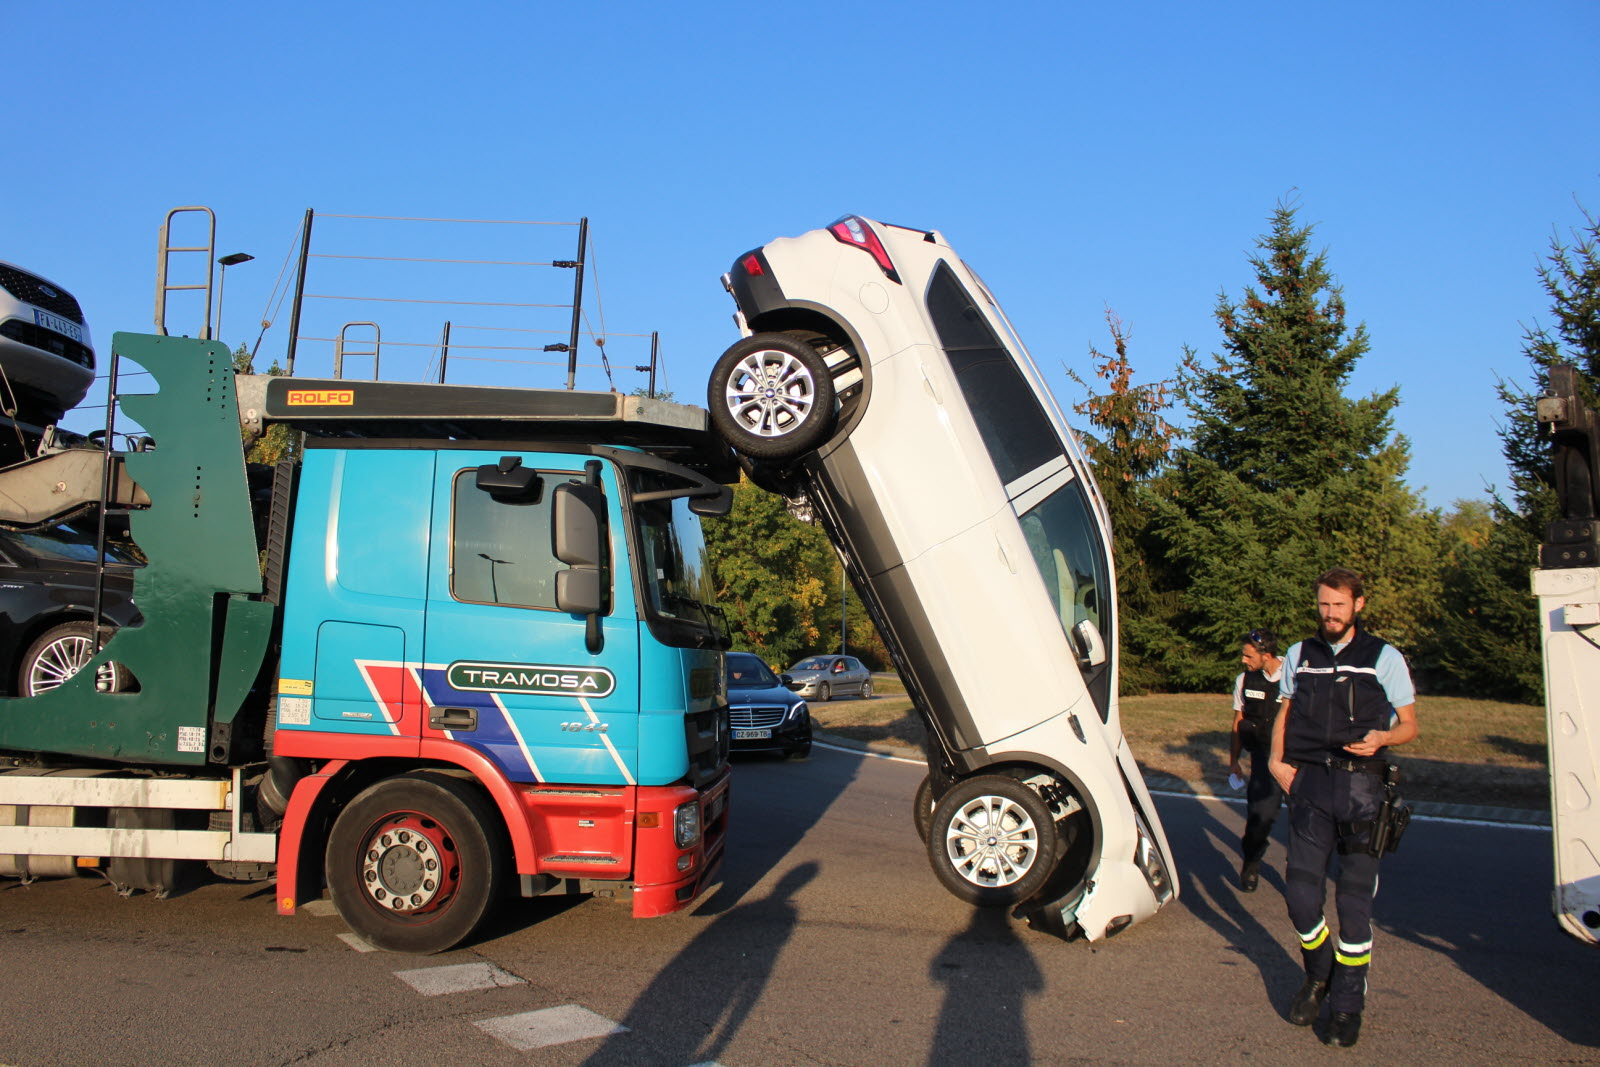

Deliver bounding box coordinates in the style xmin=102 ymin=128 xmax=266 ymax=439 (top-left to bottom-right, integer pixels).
xmin=1533 ymin=362 xmax=1600 ymax=945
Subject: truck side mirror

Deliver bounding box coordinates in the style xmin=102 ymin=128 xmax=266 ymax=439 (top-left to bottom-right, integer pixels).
xmin=553 ymin=471 xmax=609 ymax=653
xmin=688 ymin=484 xmax=734 ymax=517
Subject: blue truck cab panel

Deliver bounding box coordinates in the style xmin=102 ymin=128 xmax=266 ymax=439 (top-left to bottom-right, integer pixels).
xmin=276 ymin=444 xmax=729 ymax=789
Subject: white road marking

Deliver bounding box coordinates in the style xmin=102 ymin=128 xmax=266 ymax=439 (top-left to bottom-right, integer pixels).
xmin=336 ymin=932 xmax=378 ymax=953
xmin=394 ymin=961 xmax=526 ymax=996
xmin=299 ymin=899 xmax=338 ymax=917
xmin=474 ymin=1005 xmax=627 ymax=1050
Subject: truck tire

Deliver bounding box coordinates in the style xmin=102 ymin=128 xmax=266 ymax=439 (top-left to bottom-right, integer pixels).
xmin=325 ymin=773 xmax=506 ymax=954
xmin=20 ymin=621 xmax=131 ymax=697
xmin=926 ymin=774 xmax=1060 ymax=908
xmin=708 ymin=334 xmax=835 ymax=460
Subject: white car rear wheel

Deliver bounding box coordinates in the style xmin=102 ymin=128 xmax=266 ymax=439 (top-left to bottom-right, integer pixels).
xmin=708 ymin=334 xmax=835 ymax=460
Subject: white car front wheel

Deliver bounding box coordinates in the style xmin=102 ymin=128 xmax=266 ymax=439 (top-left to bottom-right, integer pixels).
xmin=927 ymin=774 xmax=1060 ymax=907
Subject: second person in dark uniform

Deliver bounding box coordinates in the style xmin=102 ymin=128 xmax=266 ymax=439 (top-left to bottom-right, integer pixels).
xmin=1229 ymin=628 xmax=1284 ymax=892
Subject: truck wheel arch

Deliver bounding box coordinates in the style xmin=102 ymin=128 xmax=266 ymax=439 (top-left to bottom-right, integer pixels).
xmin=276 ymin=748 xmax=538 ymax=917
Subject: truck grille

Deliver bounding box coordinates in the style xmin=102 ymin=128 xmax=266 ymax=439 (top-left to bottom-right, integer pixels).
xmin=0 ymin=265 xmax=85 ymax=324
xmin=683 ymin=705 xmax=730 ymax=788
xmin=730 ymin=704 xmax=787 ymax=730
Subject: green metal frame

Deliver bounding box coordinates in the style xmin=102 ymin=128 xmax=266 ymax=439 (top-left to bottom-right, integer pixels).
xmin=0 ymin=334 xmax=273 ymax=764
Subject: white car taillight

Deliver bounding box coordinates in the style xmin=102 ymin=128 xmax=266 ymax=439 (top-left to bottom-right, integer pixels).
xmin=828 ymin=216 xmax=901 ymax=283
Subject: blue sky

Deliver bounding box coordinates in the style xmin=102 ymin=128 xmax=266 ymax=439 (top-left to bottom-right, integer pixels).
xmin=7 ymin=1 xmax=1597 ymax=509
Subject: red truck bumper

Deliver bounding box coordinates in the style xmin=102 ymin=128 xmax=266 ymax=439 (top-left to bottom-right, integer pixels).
xmin=630 ymin=771 xmax=730 ymax=917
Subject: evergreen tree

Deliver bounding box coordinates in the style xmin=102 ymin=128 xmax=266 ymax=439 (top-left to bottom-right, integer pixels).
xmin=1153 ymin=201 xmax=1441 ymax=689
xmin=1066 ymin=310 xmax=1181 ymax=693
xmin=1433 ymin=207 xmax=1600 ymax=703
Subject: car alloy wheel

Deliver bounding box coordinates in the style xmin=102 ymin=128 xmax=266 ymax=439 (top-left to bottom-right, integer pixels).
xmin=708 ymin=333 xmax=836 ymax=460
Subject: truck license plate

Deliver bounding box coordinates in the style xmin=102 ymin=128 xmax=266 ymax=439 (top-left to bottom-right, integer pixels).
xmin=733 ymin=729 xmax=771 ymax=740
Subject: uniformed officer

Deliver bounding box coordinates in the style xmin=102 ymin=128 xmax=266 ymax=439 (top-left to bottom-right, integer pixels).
xmin=1268 ymin=568 xmax=1418 ymax=1049
xmin=1229 ymin=628 xmax=1284 ymax=892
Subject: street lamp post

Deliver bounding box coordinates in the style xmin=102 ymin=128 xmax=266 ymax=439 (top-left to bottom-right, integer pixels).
xmin=216 ymin=252 xmax=254 ymax=351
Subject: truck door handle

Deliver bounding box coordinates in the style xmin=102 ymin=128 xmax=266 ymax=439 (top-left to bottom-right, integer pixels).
xmin=429 ymin=707 xmax=478 ymax=731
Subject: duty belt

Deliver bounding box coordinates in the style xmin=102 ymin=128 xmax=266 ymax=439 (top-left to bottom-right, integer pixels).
xmin=1299 ymin=756 xmax=1388 ymax=775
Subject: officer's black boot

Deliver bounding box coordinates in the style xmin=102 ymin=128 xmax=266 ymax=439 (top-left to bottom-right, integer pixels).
xmin=1239 ymin=861 xmax=1260 ymax=892
xmin=1288 ymin=978 xmax=1329 ymax=1026
xmin=1325 ymin=1011 xmax=1362 ymax=1048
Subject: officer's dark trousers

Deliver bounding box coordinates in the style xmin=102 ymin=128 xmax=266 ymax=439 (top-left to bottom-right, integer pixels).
xmin=1240 ymin=731 xmax=1283 ymax=865
xmin=1285 ymin=763 xmax=1383 ymax=1014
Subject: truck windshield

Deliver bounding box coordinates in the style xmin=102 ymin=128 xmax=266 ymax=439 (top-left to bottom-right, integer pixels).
xmin=633 ymin=473 xmax=727 ymax=649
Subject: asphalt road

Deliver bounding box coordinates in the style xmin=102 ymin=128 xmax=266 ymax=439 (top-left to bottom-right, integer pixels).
xmin=2 ymin=745 xmax=1597 ymax=1066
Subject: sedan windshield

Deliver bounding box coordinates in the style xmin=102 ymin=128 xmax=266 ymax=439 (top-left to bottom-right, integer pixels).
xmin=791 ymin=658 xmax=829 ymax=672
xmin=727 ymin=655 xmax=779 ymax=689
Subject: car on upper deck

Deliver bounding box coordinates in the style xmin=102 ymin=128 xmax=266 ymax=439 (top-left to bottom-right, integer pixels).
xmin=705 ymin=215 xmax=1177 ymax=940
xmin=0 ymin=259 xmax=95 ymax=429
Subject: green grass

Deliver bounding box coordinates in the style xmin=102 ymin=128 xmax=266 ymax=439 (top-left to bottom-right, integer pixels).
xmin=812 ymin=684 xmax=1551 ymax=810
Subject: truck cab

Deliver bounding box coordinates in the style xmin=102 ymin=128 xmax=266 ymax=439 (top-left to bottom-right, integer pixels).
xmin=0 ymin=333 xmax=739 ymax=953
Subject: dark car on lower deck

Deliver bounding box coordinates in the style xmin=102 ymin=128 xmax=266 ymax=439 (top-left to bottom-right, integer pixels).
xmin=0 ymin=522 xmax=141 ymax=697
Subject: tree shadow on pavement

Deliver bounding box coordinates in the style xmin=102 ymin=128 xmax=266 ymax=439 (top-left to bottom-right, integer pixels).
xmin=580 ymin=861 xmax=818 ymax=1067
xmin=926 ymin=907 xmax=1043 ymax=1066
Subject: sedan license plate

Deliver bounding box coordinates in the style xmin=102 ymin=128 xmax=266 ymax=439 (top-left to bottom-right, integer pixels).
xmin=733 ymin=728 xmax=771 ymax=740
xmin=33 ymin=308 xmax=83 ymax=343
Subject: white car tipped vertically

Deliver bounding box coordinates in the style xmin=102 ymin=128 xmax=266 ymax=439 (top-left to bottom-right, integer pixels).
xmin=708 ymin=216 xmax=1178 ymax=940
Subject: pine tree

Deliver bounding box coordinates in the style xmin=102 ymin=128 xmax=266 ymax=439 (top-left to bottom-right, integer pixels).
xmin=1153 ymin=201 xmax=1440 ymax=689
xmin=1065 ymin=310 xmax=1181 ymax=692
xmin=1433 ymin=207 xmax=1600 ymax=703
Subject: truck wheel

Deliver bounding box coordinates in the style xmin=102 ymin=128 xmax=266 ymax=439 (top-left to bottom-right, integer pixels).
xmin=708 ymin=334 xmax=835 ymax=460
xmin=927 ymin=774 xmax=1059 ymax=908
xmin=20 ymin=622 xmax=130 ymax=696
xmin=325 ymin=773 xmax=506 ymax=954
xmin=913 ymin=774 xmax=936 ymax=844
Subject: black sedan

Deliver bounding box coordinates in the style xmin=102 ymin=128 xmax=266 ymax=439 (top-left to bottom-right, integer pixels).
xmin=725 ymin=651 xmax=811 ymax=758
xmin=0 ymin=522 xmax=141 ymax=697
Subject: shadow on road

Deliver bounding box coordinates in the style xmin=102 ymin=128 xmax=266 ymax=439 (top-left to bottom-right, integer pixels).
xmin=926 ymin=907 xmax=1043 ymax=1066
xmin=580 ymin=861 xmax=818 ymax=1066
xmin=694 ymin=751 xmax=862 ymax=916
xmin=1376 ymin=824 xmax=1600 ymax=1047
xmin=1154 ymin=769 xmax=1304 ymax=1019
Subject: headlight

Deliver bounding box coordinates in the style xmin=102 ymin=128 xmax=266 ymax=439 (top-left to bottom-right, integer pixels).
xmin=674 ymin=800 xmax=702 ymax=848
xmin=1132 ymin=810 xmax=1174 ymax=903
xmin=790 ymin=701 xmax=810 ymax=722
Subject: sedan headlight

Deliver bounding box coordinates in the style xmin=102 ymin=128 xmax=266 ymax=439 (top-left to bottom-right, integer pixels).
xmin=790 ymin=701 xmax=810 ymax=722
xmin=674 ymin=800 xmax=702 ymax=848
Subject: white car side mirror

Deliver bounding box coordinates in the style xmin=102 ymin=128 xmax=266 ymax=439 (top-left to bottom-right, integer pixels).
xmin=1073 ymin=618 xmax=1107 ymax=668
